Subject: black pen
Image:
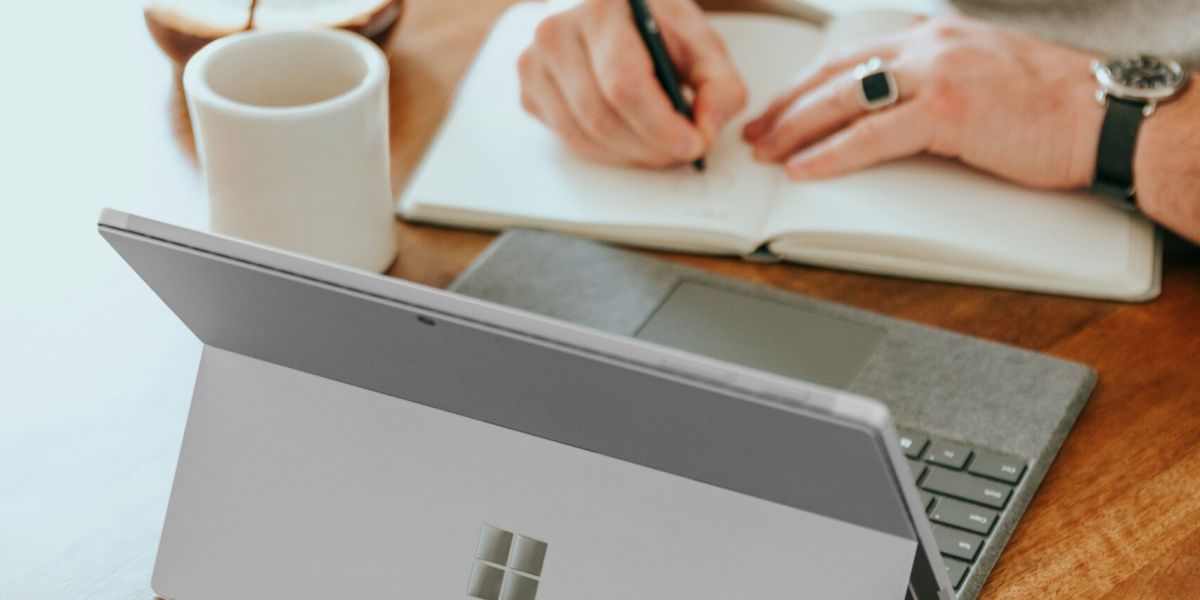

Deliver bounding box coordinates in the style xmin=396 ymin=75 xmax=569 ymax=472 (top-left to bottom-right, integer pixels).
xmin=627 ymin=0 xmax=705 ymax=172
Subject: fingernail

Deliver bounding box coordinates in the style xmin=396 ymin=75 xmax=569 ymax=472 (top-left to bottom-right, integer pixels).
xmin=786 ymin=153 xmax=815 ymax=179
xmin=744 ymin=120 xmax=763 ymax=140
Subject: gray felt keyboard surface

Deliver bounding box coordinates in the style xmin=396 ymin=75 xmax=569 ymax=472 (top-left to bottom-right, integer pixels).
xmin=448 ymin=230 xmax=1095 ymax=600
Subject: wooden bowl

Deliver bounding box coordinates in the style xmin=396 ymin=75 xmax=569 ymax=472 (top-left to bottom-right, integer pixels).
xmin=145 ymin=0 xmax=405 ymax=66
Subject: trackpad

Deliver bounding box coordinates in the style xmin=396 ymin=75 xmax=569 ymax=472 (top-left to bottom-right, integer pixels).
xmin=634 ymin=282 xmax=885 ymax=390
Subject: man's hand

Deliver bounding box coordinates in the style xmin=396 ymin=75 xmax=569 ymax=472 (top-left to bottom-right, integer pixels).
xmin=518 ymin=0 xmax=747 ymax=167
xmin=743 ymin=15 xmax=1104 ymax=191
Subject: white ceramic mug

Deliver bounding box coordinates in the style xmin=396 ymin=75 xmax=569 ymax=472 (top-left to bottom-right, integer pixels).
xmin=183 ymin=29 xmax=396 ymax=272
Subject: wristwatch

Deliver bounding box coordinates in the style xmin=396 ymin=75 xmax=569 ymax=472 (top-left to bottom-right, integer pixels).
xmin=1091 ymin=55 xmax=1189 ymax=208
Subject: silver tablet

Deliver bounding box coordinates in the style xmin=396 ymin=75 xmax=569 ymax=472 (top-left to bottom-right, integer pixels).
xmin=98 ymin=209 xmax=952 ymax=600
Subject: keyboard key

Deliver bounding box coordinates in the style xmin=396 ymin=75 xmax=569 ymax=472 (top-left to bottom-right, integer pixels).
xmin=943 ymin=557 xmax=970 ymax=589
xmin=969 ymin=451 xmax=1027 ymax=484
xmin=920 ymin=490 xmax=936 ymax=512
xmin=907 ymin=458 xmax=928 ymax=481
xmin=924 ymin=441 xmax=972 ymax=469
xmin=931 ymin=524 xmax=984 ymax=562
xmin=899 ymin=433 xmax=929 ymax=459
xmin=929 ymin=497 xmax=998 ymax=535
xmin=921 ymin=467 xmax=1012 ymax=509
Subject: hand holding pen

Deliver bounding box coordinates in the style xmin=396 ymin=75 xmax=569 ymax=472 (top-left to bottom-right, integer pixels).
xmin=516 ymin=0 xmax=747 ymax=169
xmin=628 ymin=0 xmax=705 ymax=171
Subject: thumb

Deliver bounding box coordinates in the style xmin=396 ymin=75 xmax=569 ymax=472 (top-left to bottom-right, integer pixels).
xmin=656 ymin=4 xmax=747 ymax=144
xmin=677 ymin=34 xmax=747 ymax=144
xmin=691 ymin=67 xmax=748 ymax=144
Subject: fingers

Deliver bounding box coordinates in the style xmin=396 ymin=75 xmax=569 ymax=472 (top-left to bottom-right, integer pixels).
xmin=743 ymin=41 xmax=902 ymax=142
xmin=784 ymin=103 xmax=929 ymax=180
xmin=749 ymin=53 xmax=916 ymax=163
xmin=681 ymin=39 xmax=748 ymax=143
xmin=656 ymin=1 xmax=748 ymax=143
xmin=583 ymin=3 xmax=707 ymax=161
xmin=537 ymin=22 xmax=680 ymax=166
xmin=742 ymin=67 xmax=839 ymax=143
xmin=517 ymin=0 xmax=749 ymax=167
xmin=751 ymin=70 xmax=868 ymax=162
xmin=519 ymin=49 xmax=623 ymax=164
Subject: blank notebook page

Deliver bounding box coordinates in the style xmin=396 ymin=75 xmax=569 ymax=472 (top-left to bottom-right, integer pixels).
xmin=766 ymin=158 xmax=1146 ymax=282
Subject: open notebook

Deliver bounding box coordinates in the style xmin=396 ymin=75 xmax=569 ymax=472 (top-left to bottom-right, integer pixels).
xmin=399 ymin=2 xmax=1160 ymax=301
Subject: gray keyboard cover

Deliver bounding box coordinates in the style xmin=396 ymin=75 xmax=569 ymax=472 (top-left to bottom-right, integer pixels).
xmin=448 ymin=230 xmax=1096 ymax=600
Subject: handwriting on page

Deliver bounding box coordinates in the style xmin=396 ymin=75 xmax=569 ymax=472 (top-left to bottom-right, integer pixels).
xmin=660 ymin=167 xmax=737 ymax=222
xmin=672 ymin=168 xmax=735 ymax=198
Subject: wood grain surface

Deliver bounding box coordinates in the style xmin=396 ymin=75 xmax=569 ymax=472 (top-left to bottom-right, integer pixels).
xmin=1 ymin=1 xmax=1196 ymax=599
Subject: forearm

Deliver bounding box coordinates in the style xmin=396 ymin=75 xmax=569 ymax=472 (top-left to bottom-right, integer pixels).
xmin=1135 ymin=78 xmax=1200 ymax=245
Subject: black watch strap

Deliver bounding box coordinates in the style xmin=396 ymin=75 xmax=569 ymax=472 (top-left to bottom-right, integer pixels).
xmin=1091 ymin=97 xmax=1145 ymax=207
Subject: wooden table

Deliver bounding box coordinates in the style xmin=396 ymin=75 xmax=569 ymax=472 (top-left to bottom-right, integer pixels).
xmin=1 ymin=0 xmax=1196 ymax=598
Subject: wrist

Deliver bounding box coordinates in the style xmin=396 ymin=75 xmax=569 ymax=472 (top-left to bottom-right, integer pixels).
xmin=1069 ymin=63 xmax=1107 ymax=189
xmin=1133 ymin=76 xmax=1199 ymax=220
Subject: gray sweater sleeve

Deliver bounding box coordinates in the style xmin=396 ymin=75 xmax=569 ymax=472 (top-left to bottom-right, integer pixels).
xmin=953 ymin=0 xmax=1200 ymax=68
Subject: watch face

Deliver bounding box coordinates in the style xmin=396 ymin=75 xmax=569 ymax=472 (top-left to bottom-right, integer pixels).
xmin=1096 ymin=55 xmax=1189 ymax=101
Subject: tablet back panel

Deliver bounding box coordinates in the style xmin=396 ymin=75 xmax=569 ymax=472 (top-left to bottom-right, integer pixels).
xmin=98 ymin=215 xmax=950 ymax=599
xmin=155 ymin=345 xmax=915 ymax=599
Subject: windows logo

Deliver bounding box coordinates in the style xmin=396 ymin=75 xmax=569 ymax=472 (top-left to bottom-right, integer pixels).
xmin=467 ymin=525 xmax=548 ymax=600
